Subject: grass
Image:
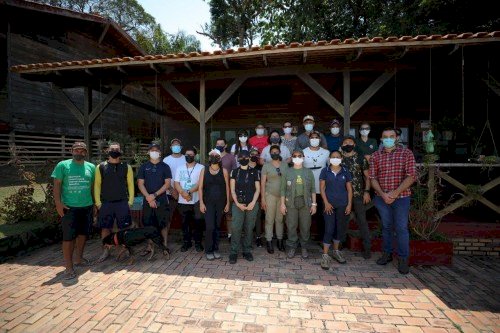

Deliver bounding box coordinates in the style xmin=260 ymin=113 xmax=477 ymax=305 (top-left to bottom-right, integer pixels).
xmin=0 ymin=184 xmax=47 ymax=225
xmin=0 ymin=221 xmax=47 ymax=239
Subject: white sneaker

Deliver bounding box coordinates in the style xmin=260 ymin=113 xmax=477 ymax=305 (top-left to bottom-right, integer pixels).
xmin=213 ymin=251 xmax=221 ymax=259
xmin=332 ymin=250 xmax=346 ymax=264
xmin=321 ymin=254 xmax=331 ymax=270
xmin=206 ymin=253 xmax=215 ymax=261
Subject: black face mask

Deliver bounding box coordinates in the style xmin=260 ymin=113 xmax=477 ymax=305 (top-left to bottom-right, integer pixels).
xmin=342 ymin=145 xmax=355 ymax=153
xmin=270 ymin=137 xmax=280 ymax=144
xmin=215 ymin=145 xmax=225 ymax=153
xmin=239 ymin=158 xmax=249 ymax=166
xmin=73 ymin=154 xmax=85 ymax=161
xmin=109 ymin=151 xmax=122 ymax=159
xmin=209 ymin=156 xmax=220 ymax=165
xmin=250 ymin=156 xmax=258 ymax=162
xmin=185 ymin=155 xmax=195 ymax=163
xmin=271 ymin=153 xmax=280 ymax=160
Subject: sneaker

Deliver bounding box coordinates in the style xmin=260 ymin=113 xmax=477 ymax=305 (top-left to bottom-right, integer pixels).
xmin=242 ymin=252 xmax=254 ymax=261
xmin=181 ymin=243 xmax=192 ymax=252
xmin=213 ymin=251 xmax=221 ymax=259
xmin=398 ymin=257 xmax=410 ymax=275
xmin=332 ymin=250 xmax=346 ymax=264
xmin=96 ymin=248 xmax=110 ymax=263
xmin=321 ymin=254 xmax=331 ymax=270
xmin=362 ymin=249 xmax=372 ymax=259
xmin=376 ymin=252 xmax=393 ymax=265
xmin=206 ymin=253 xmax=215 ymax=261
xmin=229 ymin=254 xmax=237 ymax=264
xmin=63 ymin=269 xmax=77 ymax=280
xmin=195 ymin=243 xmax=204 ymax=252
xmin=256 ymin=237 xmax=263 ymax=248
xmin=287 ymin=248 xmax=296 ymax=259
xmin=301 ymin=248 xmax=309 ymax=259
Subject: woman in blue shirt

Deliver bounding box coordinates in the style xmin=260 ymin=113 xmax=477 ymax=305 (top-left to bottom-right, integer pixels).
xmin=319 ymin=151 xmax=353 ymax=270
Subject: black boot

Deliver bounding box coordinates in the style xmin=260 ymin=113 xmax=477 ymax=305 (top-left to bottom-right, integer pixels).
xmin=398 ymin=257 xmax=409 ymax=274
xmin=376 ymin=252 xmax=393 ymax=265
xmin=256 ymin=237 xmax=263 ymax=248
xmin=277 ymin=240 xmax=285 ymax=252
xmin=267 ymin=241 xmax=274 ymax=254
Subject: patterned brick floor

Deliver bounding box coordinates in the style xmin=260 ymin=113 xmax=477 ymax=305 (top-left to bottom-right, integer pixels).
xmin=0 ymin=238 xmax=499 ymax=333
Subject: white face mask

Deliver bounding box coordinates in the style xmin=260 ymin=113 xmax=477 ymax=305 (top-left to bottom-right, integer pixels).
xmin=149 ymin=151 xmax=160 ymax=160
xmin=330 ymin=158 xmax=342 ymax=166
xmin=239 ymin=136 xmax=248 ymax=143
xmin=256 ymin=128 xmax=265 ymax=136
xmin=283 ymin=127 xmax=292 ymax=134
xmin=310 ymin=138 xmax=320 ymax=147
xmin=360 ymin=129 xmax=370 ymax=136
xmin=331 ymin=127 xmax=340 ymax=135
xmin=292 ymin=157 xmax=304 ymax=165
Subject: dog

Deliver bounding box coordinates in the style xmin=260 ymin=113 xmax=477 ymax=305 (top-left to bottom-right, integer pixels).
xmin=102 ymin=226 xmax=170 ymax=264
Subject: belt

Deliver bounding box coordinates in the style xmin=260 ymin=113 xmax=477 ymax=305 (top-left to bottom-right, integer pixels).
xmin=308 ymin=167 xmax=322 ymax=170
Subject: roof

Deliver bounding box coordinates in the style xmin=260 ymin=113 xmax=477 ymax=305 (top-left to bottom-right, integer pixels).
xmin=10 ymin=31 xmax=500 ymax=77
xmin=1 ymin=0 xmax=144 ymax=56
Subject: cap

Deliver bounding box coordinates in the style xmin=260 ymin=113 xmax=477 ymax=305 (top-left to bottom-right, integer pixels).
xmin=208 ymin=149 xmax=221 ymax=156
xmin=170 ymin=138 xmax=181 ymax=145
xmin=330 ymin=119 xmax=341 ymax=127
xmin=238 ymin=150 xmax=250 ymax=157
xmin=148 ymin=142 xmax=161 ymax=150
xmin=72 ymin=141 xmax=87 ymax=151
xmin=303 ymin=115 xmax=315 ymax=122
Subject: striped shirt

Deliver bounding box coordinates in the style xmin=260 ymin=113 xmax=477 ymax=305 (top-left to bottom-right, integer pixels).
xmin=369 ymin=146 xmax=416 ymax=198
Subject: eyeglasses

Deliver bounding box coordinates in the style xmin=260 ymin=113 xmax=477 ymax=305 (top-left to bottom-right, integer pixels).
xmin=276 ymin=168 xmax=281 ymax=176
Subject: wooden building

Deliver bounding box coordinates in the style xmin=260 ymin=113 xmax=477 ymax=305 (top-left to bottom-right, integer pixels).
xmin=1 ymin=0 xmax=160 ymax=164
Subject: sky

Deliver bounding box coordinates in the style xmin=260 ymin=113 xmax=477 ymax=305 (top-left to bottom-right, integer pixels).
xmin=138 ymin=0 xmax=216 ymax=52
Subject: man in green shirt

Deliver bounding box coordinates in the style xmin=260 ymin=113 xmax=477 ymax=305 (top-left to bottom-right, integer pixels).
xmin=51 ymin=142 xmax=95 ymax=280
xmin=355 ymin=122 xmax=378 ymax=161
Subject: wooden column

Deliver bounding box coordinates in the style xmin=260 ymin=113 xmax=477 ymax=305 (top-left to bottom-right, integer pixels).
xmin=199 ymin=76 xmax=206 ymax=163
xmin=83 ymin=86 xmax=92 ymax=158
xmin=343 ymin=71 xmax=351 ymax=136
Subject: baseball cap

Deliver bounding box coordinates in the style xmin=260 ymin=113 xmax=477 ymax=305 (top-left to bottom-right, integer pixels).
xmin=330 ymin=119 xmax=341 ymax=127
xmin=303 ymin=115 xmax=315 ymax=122
xmin=72 ymin=141 xmax=87 ymax=151
xmin=170 ymin=138 xmax=181 ymax=145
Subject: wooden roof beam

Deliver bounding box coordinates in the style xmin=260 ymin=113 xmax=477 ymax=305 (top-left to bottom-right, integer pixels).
xmin=303 ymin=51 xmax=307 ymax=64
xmin=263 ymin=55 xmax=268 ymax=67
xmin=222 ymin=58 xmax=229 ymax=69
xmin=117 ymin=66 xmax=127 ymax=74
xmin=353 ymin=48 xmax=363 ymax=61
xmin=350 ymin=70 xmax=395 ymax=116
xmin=206 ymin=76 xmax=247 ymax=121
xmin=448 ymin=44 xmax=460 ymax=55
xmin=160 ymin=82 xmax=200 ymax=122
xmin=149 ymin=63 xmax=159 ymax=73
xmin=297 ymin=72 xmax=344 ymax=117
xmin=84 ymin=69 xmax=93 ymax=76
xmin=184 ymin=61 xmax=193 ymax=72
xmin=51 ymin=84 xmax=84 ymax=125
xmin=89 ymin=85 xmax=123 ymax=123
xmin=98 ymin=22 xmax=111 ymax=44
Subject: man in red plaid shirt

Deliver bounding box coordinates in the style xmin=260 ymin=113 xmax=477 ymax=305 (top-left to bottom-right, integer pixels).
xmin=369 ymin=128 xmax=416 ymax=274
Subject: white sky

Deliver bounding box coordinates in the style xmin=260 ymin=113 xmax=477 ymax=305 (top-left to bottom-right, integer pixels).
xmin=138 ymin=0 xmax=216 ymax=52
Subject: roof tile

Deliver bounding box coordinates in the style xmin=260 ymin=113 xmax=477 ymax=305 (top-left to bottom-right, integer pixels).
xmin=357 ymin=37 xmax=369 ymax=43
xmin=425 ymin=34 xmax=442 ymax=40
xmin=201 ymin=51 xmax=210 ymax=56
xmin=412 ymin=35 xmax=427 ymax=41
xmin=237 ymin=47 xmax=247 ymax=52
xmin=442 ymin=34 xmax=457 ymax=39
xmin=329 ymin=39 xmax=340 ymax=45
xmin=457 ymin=33 xmax=473 ymax=38
xmin=213 ymin=50 xmax=222 ymax=55
xmin=473 ymin=32 xmax=488 ymax=38
xmin=276 ymin=43 xmax=286 ymax=49
xmin=317 ymin=40 xmax=327 ymax=46
xmin=290 ymin=42 xmax=300 ymax=48
xmin=176 ymin=53 xmax=187 ymax=58
xmin=370 ymin=37 xmax=384 ymax=43
xmin=490 ymin=31 xmax=500 ymax=37
xmin=343 ymin=38 xmax=355 ymax=44
xmin=385 ymin=36 xmax=399 ymax=42
xmin=399 ymin=36 xmax=412 ymax=41
xmin=250 ymin=46 xmax=261 ymax=51
xmin=263 ymin=45 xmax=273 ymax=50
xmin=225 ymin=49 xmax=234 ymax=54
xmin=303 ymin=41 xmax=313 ymax=47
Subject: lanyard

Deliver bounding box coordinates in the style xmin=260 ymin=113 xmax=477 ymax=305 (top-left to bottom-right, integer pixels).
xmin=185 ymin=163 xmax=197 ymax=182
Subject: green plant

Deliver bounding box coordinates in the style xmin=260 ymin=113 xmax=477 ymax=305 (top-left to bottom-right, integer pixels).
xmin=409 ymin=184 xmax=443 ymax=241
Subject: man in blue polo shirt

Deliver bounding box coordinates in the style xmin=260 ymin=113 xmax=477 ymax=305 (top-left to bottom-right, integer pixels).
xmin=137 ymin=143 xmax=172 ymax=255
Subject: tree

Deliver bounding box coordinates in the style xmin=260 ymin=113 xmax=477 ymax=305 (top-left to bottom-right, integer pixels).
xmin=136 ymin=25 xmax=201 ymax=55
xmin=198 ymin=0 xmax=267 ymax=49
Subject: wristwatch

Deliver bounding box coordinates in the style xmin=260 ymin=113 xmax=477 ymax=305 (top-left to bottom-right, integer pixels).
xmin=311 ymin=203 xmax=317 ymax=206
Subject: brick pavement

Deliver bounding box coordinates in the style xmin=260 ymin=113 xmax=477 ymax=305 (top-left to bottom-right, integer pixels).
xmin=0 ymin=238 xmax=499 ymax=333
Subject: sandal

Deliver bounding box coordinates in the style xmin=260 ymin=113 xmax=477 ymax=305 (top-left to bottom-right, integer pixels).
xmin=63 ymin=269 xmax=77 ymax=280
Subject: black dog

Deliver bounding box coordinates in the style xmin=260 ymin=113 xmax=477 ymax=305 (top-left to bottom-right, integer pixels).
xmin=102 ymin=226 xmax=170 ymax=264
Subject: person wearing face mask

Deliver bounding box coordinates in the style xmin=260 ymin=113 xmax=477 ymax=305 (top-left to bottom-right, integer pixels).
xmin=261 ymin=145 xmax=288 ymax=253
xmin=326 ymin=119 xmax=344 ymax=153
xmin=163 ymin=138 xmax=186 ymax=221
xmin=340 ymin=137 xmax=372 ymax=259
xmin=229 ymin=150 xmax=261 ymax=264
xmin=295 ymin=115 xmax=328 ymax=150
xmin=249 ymin=147 xmax=264 ymax=247
xmin=199 ymin=149 xmax=230 ymax=260
xmin=370 ymin=128 xmax=416 ymax=275
xmin=174 ymin=147 xmax=206 ymax=252
xmin=51 ymin=142 xmax=95 ymax=280
xmin=303 ymin=131 xmax=330 ymax=242
xmin=260 ymin=130 xmax=291 ymax=165
xmin=280 ymin=148 xmax=316 ymax=259
xmin=137 ymin=143 xmax=173 ymax=257
xmin=231 ymin=130 xmax=253 ymax=167
xmin=319 ymin=151 xmax=353 ymax=269
xmin=249 ymin=123 xmax=268 ymax=154
xmin=94 ymin=142 xmax=134 ymax=263
xmin=355 ymin=122 xmax=378 ymax=161
xmin=215 ymin=138 xmax=237 ymax=172
xmin=281 ymin=121 xmax=297 ymax=155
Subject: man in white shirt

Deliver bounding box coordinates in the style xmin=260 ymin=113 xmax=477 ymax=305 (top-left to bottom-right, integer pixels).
xmin=303 ymin=131 xmax=330 ymax=241
xmin=174 ymin=147 xmax=205 ymax=252
xmin=163 ymin=138 xmax=186 ymax=222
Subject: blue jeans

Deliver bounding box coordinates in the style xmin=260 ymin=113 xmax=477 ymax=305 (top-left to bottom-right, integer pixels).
xmin=373 ymin=196 xmax=410 ymax=258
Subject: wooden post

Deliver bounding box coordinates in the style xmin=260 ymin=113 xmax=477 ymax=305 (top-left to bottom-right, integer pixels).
xmin=199 ymin=76 xmax=206 ymax=164
xmin=83 ymin=87 xmax=92 ymax=159
xmin=343 ymin=71 xmax=351 ymax=136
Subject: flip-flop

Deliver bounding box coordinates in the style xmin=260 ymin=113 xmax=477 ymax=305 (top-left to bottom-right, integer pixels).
xmin=63 ymin=269 xmax=77 ymax=280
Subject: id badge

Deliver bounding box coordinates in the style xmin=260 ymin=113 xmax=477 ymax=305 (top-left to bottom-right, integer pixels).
xmin=287 ymin=180 xmax=292 ymax=186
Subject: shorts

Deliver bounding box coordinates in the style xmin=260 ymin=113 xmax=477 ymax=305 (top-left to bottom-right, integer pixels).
xmin=142 ymin=200 xmax=170 ymax=230
xmin=61 ymin=206 xmax=93 ymax=241
xmin=98 ymin=200 xmax=131 ymax=230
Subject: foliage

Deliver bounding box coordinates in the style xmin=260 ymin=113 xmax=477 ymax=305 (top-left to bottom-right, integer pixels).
xmin=408 ymin=183 xmax=442 ymax=241
xmin=32 ymin=0 xmax=201 ymax=54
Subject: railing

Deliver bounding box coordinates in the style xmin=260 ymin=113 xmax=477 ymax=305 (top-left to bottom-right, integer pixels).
xmin=417 ymin=163 xmax=500 ymax=219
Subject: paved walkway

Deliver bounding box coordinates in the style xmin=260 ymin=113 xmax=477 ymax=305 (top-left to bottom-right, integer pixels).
xmin=0 ymin=238 xmax=499 ymax=333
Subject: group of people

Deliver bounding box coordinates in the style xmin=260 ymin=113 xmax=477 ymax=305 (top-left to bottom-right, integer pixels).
xmin=52 ymin=115 xmax=415 ymax=281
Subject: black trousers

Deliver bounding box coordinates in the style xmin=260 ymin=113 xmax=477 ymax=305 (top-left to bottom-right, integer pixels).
xmin=204 ymin=200 xmax=225 ymax=253
xmin=178 ymin=202 xmax=203 ymax=244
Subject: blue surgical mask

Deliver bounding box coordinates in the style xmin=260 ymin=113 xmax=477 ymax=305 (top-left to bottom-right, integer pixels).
xmin=304 ymin=124 xmax=314 ymax=132
xmin=382 ymin=138 xmax=396 ymax=148
xmin=171 ymin=145 xmax=181 ymax=154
